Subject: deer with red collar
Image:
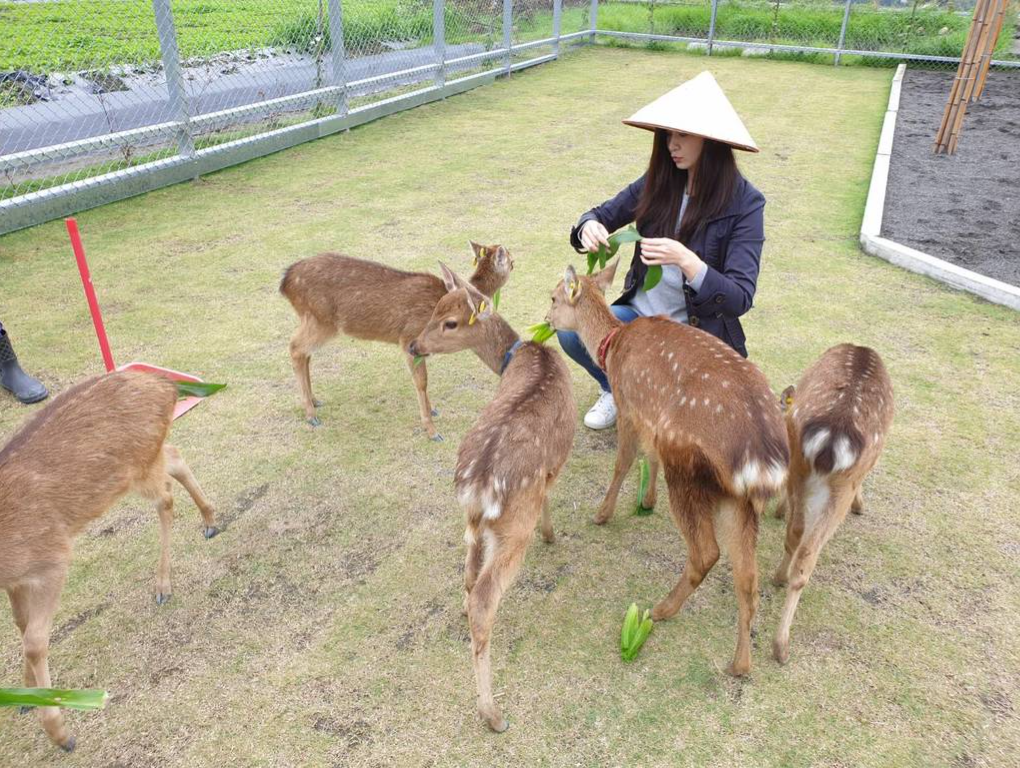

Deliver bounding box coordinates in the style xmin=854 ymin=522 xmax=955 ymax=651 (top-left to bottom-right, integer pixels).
xmin=408 ymin=264 xmax=575 ymax=732
xmin=547 ymin=260 xmax=788 ymax=676
xmin=281 ymin=242 xmax=513 ymax=438
xmin=0 ymin=370 xmax=218 ymax=751
xmin=771 ymin=344 xmax=893 ymax=665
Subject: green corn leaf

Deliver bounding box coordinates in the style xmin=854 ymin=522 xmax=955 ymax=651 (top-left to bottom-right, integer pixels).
xmin=625 ymin=614 xmax=654 ymax=661
xmin=621 ymin=603 xmax=640 ymax=654
xmin=634 ymin=458 xmax=653 ymax=516
xmin=526 ymin=322 xmax=557 ymax=345
xmin=0 ymin=688 xmax=108 ymax=711
xmin=588 ymin=226 xmax=643 ymax=275
xmin=612 ymin=225 xmax=643 ymax=246
xmin=643 ymin=265 xmax=663 ymax=292
xmin=492 ymin=288 xmax=501 ymax=312
xmin=413 ymin=355 xmax=425 ymax=368
xmin=587 ymin=250 xmax=599 ymax=275
xmin=175 ymin=381 xmax=226 ymax=399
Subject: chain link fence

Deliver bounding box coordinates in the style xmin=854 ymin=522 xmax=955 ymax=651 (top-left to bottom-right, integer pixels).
xmin=1 ymin=0 xmax=1017 ymax=234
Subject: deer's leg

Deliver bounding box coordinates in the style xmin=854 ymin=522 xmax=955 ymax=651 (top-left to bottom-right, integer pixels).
xmin=772 ymin=481 xmax=805 ymax=588
xmin=642 ymin=454 xmax=659 ymax=511
xmin=8 ymin=586 xmax=36 ymax=688
xmin=21 ymin=571 xmax=75 ymax=751
xmin=851 ymin=483 xmax=865 ymax=515
xmin=463 ymin=523 xmax=485 ymax=616
xmin=652 ymin=470 xmax=720 ymax=621
xmin=721 ymin=499 xmax=759 ymax=677
xmin=290 ymin=316 xmax=333 ymax=426
xmin=773 ymin=486 xmax=789 ymax=519
xmin=467 ymin=525 xmax=532 ymax=733
xmin=164 ymin=444 xmax=218 ymax=539
xmin=773 ymin=484 xmax=853 ymax=665
xmin=403 ymin=346 xmax=440 ymax=442
xmin=594 ymin=416 xmax=640 ymax=525
xmin=153 ymin=481 xmax=175 ymax=605
xmin=539 ymin=494 xmax=555 ymax=544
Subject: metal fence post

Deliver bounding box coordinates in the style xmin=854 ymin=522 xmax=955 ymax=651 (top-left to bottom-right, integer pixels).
xmin=503 ymin=0 xmax=513 ymax=74
xmin=589 ymin=0 xmax=598 ymax=45
xmin=835 ymin=0 xmax=852 ymax=66
xmin=151 ymin=0 xmax=194 ymax=159
xmin=433 ymin=0 xmax=445 ymax=87
xmin=553 ymin=0 xmax=563 ymax=58
xmin=707 ymin=0 xmax=719 ymax=56
xmin=326 ymin=0 xmax=348 ymax=115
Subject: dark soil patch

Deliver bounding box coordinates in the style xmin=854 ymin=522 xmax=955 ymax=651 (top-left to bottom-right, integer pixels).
xmin=883 ymin=69 xmax=1020 ymax=288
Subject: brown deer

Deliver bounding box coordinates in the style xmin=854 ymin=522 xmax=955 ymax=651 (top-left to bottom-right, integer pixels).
xmin=771 ymin=344 xmax=893 ymax=665
xmin=0 ymin=370 xmax=218 ymax=751
xmin=547 ymin=261 xmax=789 ymax=677
xmin=408 ymin=265 xmax=575 ymax=733
xmin=280 ymin=242 xmax=513 ymax=438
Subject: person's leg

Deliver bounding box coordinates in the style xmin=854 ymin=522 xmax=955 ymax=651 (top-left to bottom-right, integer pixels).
xmin=0 ymin=321 xmax=49 ymax=405
xmin=555 ymin=305 xmax=639 ymax=393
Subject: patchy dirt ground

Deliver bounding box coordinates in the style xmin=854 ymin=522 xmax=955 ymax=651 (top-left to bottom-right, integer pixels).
xmin=1 ymin=48 xmax=1019 ymax=767
xmin=883 ymin=68 xmax=1020 ymax=287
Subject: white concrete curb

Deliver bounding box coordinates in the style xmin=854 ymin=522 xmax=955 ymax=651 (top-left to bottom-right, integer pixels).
xmin=859 ymin=63 xmax=1020 ymax=312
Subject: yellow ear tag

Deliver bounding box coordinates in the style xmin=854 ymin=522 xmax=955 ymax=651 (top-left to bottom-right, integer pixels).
xmin=468 ymin=311 xmax=477 ymax=326
xmin=785 ymin=395 xmax=794 ymax=406
xmin=472 ymin=246 xmax=485 ymax=267
xmin=568 ymin=281 xmax=579 ymax=301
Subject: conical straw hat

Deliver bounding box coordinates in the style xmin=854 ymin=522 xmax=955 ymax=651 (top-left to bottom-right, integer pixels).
xmin=622 ymin=71 xmax=759 ymax=153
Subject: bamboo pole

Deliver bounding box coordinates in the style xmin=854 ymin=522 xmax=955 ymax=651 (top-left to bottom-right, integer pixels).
xmin=973 ymin=0 xmax=1008 ymax=101
xmin=947 ymin=0 xmax=998 ymax=153
xmin=934 ymin=0 xmax=994 ymax=153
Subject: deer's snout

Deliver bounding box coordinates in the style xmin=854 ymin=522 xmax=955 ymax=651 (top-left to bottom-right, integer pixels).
xmin=408 ymin=340 xmax=424 ymax=357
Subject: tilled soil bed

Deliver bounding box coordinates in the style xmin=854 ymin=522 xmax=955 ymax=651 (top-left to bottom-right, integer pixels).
xmin=883 ymin=68 xmax=1020 ymax=288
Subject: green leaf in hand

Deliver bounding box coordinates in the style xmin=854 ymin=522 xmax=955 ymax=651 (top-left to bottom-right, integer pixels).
xmin=643 ymin=265 xmax=663 ymax=292
xmin=175 ymin=381 xmax=226 ymax=399
xmin=587 ymin=226 xmax=643 ymax=275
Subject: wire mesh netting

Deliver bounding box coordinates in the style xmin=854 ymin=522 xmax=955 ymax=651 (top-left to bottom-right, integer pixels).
xmin=1 ymin=0 xmax=1017 ymax=231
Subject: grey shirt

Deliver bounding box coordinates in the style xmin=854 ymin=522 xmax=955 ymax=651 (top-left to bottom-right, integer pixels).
xmin=628 ymin=192 xmax=708 ymax=324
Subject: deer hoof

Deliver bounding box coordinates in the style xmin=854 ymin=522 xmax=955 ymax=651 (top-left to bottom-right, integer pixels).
xmin=486 ymin=716 xmax=509 ymax=733
xmin=155 ymin=592 xmax=172 ymax=606
xmin=430 ymin=407 xmax=439 ymax=417
xmin=431 ymin=433 xmax=444 ymax=443
xmin=203 ymin=526 xmax=220 ymax=540
xmin=308 ymin=416 xmax=322 ymax=427
xmin=60 ymin=736 xmax=77 ymax=753
xmin=725 ymin=661 xmax=750 ymax=677
xmin=772 ymin=639 xmax=790 ymax=666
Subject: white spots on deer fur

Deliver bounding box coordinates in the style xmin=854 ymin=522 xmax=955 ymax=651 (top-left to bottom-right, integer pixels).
xmin=701 ymin=372 xmax=710 ymax=380
xmin=832 ymin=437 xmax=858 ymax=472
xmin=722 ymin=380 xmax=730 ymax=388
xmin=804 ymin=472 xmax=830 ymax=527
xmin=716 ymin=404 xmax=724 ymax=414
xmin=703 ymin=398 xmax=710 ymax=407
xmin=673 ymin=362 xmax=679 ymax=373
xmin=463 ymin=526 xmax=477 ymax=546
xmin=680 ymin=396 xmax=687 ymax=406
xmin=689 ymin=399 xmax=697 ymax=409
xmin=802 ymin=428 xmax=831 ymax=462
xmin=668 ymin=352 xmax=674 ymax=361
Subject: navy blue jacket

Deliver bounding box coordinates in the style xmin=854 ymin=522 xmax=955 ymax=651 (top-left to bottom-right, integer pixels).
xmin=569 ymin=174 xmax=766 ymax=357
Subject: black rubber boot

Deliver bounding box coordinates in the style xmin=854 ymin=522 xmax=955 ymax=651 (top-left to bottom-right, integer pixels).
xmin=0 ymin=329 xmax=49 ymax=405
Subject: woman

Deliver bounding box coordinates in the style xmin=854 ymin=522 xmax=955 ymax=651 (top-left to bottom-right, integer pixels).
xmin=559 ymin=71 xmax=766 ymax=429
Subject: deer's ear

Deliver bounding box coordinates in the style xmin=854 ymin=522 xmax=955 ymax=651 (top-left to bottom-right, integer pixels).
xmin=593 ymin=259 xmax=618 ymax=293
xmin=494 ymin=245 xmax=512 ymax=271
xmin=439 ymin=261 xmax=463 ymax=292
xmin=464 ymin=282 xmax=493 ymax=325
xmin=469 ymin=240 xmax=486 ymax=267
xmin=563 ymin=265 xmax=581 ymax=305
xmin=781 ymin=385 xmax=796 ymax=411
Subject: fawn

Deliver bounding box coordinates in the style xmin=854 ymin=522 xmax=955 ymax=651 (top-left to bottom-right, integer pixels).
xmin=0 ymin=371 xmax=218 ymax=751
xmin=547 ymin=261 xmax=789 ymax=676
xmin=771 ymin=344 xmax=893 ymax=665
xmin=280 ymin=242 xmax=513 ymax=438
xmin=408 ymin=264 xmax=575 ymax=733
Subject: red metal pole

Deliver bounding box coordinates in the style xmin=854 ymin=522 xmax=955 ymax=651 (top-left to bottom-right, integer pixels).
xmin=66 ymin=217 xmax=116 ymax=372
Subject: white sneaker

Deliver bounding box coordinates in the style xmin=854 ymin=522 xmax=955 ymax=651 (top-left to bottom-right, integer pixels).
xmin=584 ymin=391 xmax=617 ymax=430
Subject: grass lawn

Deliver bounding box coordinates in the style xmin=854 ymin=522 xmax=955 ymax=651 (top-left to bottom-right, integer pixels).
xmin=1 ymin=46 xmax=1019 ymax=767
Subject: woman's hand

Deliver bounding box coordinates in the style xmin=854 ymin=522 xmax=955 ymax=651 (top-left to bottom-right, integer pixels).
xmin=579 ymin=220 xmax=611 ymax=253
xmin=640 ymin=237 xmax=705 ymax=281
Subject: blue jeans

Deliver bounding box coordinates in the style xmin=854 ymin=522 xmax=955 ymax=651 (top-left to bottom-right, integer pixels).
xmin=556 ymin=304 xmax=639 ymax=392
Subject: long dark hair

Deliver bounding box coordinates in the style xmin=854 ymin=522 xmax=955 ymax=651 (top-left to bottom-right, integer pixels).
xmin=634 ymin=130 xmax=740 ymax=243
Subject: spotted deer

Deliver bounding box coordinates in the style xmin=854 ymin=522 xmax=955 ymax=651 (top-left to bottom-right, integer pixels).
xmin=547 ymin=261 xmax=788 ymax=677
xmin=0 ymin=370 xmax=219 ymax=751
xmin=280 ymin=242 xmax=513 ymax=438
xmin=771 ymin=344 xmax=893 ymax=665
xmin=408 ymin=265 xmax=575 ymax=732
